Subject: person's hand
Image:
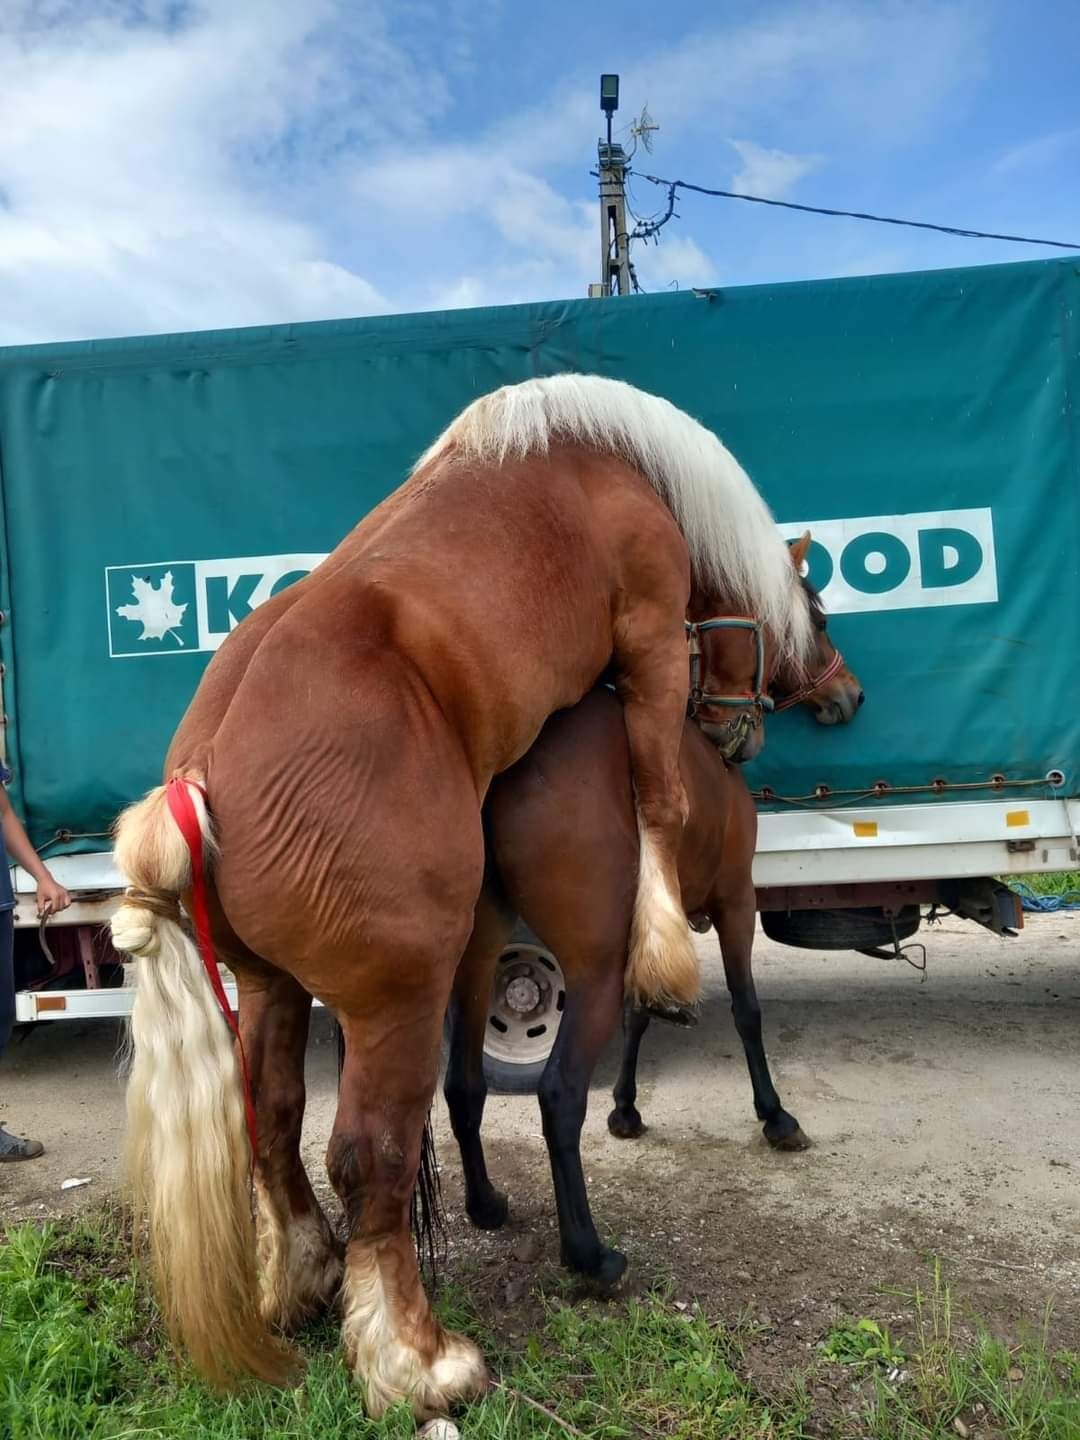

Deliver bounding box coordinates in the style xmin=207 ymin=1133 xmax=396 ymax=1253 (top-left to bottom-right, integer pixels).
xmin=37 ymin=875 xmax=71 ymax=917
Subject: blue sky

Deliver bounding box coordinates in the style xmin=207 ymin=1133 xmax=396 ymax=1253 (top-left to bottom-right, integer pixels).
xmin=1 ymin=0 xmax=1078 ymax=344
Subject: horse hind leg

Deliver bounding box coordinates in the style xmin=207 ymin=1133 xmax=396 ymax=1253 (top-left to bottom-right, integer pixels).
xmin=712 ymin=892 xmax=810 ymax=1152
xmin=329 ymin=999 xmax=487 ymax=1420
xmin=235 ymin=961 xmax=343 ymax=1329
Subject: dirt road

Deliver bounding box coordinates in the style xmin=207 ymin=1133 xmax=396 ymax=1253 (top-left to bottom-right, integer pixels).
xmin=3 ymin=912 xmax=1078 ymax=1353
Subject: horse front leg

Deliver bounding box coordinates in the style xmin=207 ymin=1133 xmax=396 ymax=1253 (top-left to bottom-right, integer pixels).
xmin=607 ymin=1002 xmax=652 ymax=1139
xmin=613 ymin=626 xmax=698 ymax=1011
xmin=711 ymin=888 xmax=810 ymax=1151
xmin=444 ymin=886 xmax=514 ymax=1230
xmin=235 ymin=960 xmax=343 ymax=1331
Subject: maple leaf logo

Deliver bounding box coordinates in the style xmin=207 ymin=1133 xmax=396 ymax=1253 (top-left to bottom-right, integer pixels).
xmin=115 ymin=570 xmax=188 ymax=646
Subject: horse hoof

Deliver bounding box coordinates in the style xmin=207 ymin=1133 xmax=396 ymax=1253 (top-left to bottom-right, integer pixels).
xmin=765 ymin=1119 xmax=812 ymax=1152
xmin=570 ymin=1249 xmax=629 ymax=1298
xmin=607 ymin=1107 xmax=645 ymax=1140
xmin=592 ymin=1249 xmax=629 ymax=1296
xmin=645 ymin=1002 xmax=698 ymax=1028
xmin=350 ymin=1324 xmax=488 ymax=1420
xmin=467 ymin=1189 xmax=509 ymax=1230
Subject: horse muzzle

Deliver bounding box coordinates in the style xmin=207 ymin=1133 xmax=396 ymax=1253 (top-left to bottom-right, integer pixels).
xmin=806 ymin=681 xmax=865 ymax=726
xmin=697 ymin=707 xmax=765 ymax=762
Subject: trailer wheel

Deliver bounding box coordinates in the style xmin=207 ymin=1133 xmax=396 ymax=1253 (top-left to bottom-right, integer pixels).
xmin=760 ymin=904 xmax=921 ymax=952
xmin=482 ymin=924 xmax=565 ymax=1095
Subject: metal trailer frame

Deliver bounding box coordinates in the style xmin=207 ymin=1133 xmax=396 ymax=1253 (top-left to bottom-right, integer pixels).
xmin=11 ymin=793 xmax=1078 ymax=1025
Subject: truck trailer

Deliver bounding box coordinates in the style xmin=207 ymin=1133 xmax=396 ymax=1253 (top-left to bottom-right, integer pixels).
xmin=3 ymin=255 xmax=1077 ymax=1088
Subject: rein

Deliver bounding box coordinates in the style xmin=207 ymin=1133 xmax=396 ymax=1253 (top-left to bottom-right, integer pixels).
xmin=685 ymin=616 xmax=775 ymax=715
xmin=771 ymin=647 xmax=847 ymax=712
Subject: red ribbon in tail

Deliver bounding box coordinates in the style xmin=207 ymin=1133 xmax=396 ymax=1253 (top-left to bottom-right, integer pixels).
xmin=165 ymin=777 xmax=259 ymax=1160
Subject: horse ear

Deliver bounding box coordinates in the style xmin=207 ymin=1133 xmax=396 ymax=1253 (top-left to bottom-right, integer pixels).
xmin=789 ymin=531 xmax=812 ymax=569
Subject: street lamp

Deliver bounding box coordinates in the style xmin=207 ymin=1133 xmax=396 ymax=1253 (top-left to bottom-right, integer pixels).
xmin=600 ymin=73 xmax=619 ymax=145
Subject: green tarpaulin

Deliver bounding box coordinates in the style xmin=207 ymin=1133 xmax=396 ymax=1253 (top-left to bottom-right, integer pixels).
xmin=1 ymin=256 xmax=1077 ymax=854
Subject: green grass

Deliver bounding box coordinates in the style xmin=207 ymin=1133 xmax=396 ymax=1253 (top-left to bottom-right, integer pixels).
xmin=821 ymin=1317 xmax=906 ymax=1371
xmin=824 ymin=1264 xmax=1080 ymax=1440
xmin=0 ymin=1214 xmax=801 ymax=1440
xmin=1003 ymin=871 xmax=1080 ymax=901
xmin=1 ymin=1213 xmax=1077 ymax=1439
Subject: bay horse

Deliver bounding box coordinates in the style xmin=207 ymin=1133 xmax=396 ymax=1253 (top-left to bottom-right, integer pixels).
xmin=108 ymin=375 xmax=817 ymax=1418
xmin=444 ymin=562 xmax=863 ymax=1293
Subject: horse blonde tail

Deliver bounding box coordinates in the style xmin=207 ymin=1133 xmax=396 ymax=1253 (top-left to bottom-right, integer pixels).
xmin=624 ymin=824 xmax=701 ymax=1009
xmin=111 ymin=777 xmax=298 ymax=1388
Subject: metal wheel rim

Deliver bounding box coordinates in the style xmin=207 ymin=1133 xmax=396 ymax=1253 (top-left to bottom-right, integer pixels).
xmin=484 ymin=942 xmax=565 ymax=1068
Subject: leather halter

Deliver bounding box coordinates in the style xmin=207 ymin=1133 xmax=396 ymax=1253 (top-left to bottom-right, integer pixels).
xmin=771 ymin=647 xmax=847 ymax=712
xmin=685 ymin=616 xmax=775 ymax=716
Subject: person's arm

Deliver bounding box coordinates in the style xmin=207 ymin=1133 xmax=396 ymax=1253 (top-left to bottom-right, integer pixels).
xmin=0 ymin=787 xmax=71 ymax=916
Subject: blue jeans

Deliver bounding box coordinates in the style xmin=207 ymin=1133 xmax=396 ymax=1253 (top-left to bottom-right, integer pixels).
xmin=0 ymin=910 xmax=14 ymax=1060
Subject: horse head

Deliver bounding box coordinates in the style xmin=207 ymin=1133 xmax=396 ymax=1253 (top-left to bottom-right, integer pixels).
xmin=686 ymin=532 xmax=864 ymax=761
xmin=770 ymin=532 xmax=865 ymax=726
xmin=683 ymin=601 xmax=776 ymax=764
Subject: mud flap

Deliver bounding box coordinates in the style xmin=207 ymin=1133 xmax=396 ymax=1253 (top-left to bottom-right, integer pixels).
xmin=941 ymin=878 xmax=1022 ymax=937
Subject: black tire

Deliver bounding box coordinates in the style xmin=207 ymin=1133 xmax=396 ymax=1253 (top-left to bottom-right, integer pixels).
xmin=482 ymin=1050 xmax=550 ymax=1096
xmin=760 ymin=904 xmax=921 ymax=952
xmin=482 ymin=921 xmax=565 ymax=1095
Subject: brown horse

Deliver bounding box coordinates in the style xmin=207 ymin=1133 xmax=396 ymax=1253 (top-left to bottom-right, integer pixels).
xmin=108 ymin=375 xmax=817 ymax=1418
xmin=444 ymin=569 xmax=863 ymax=1293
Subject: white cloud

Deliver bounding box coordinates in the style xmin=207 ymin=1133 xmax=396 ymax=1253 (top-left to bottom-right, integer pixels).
xmin=347 ymin=1 xmax=983 ymax=302
xmin=431 ymin=276 xmax=490 ymax=311
xmin=728 ymin=140 xmax=823 ymax=200
xmin=634 ymin=235 xmax=718 ymax=292
xmin=811 ymin=244 xmax=910 ymax=280
xmin=351 ymin=145 xmax=597 ymax=306
xmin=483 ymin=2 xmax=981 ymax=173
xmin=0 ymin=0 xmax=989 ymax=343
xmin=0 ymin=0 xmax=460 ymax=342
xmin=993 ymin=127 xmax=1080 ymax=178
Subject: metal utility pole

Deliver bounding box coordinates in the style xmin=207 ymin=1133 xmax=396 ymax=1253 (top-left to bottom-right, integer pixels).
xmin=590 ymin=74 xmax=632 ymax=297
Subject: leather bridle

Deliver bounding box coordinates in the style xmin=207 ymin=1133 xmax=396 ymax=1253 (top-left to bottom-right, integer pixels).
xmin=685 ymin=616 xmax=774 ymax=719
xmin=771 ymin=648 xmax=847 ymax=712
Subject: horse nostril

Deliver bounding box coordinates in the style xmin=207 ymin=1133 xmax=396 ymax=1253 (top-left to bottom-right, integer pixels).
xmin=856 ymin=690 xmax=865 ymax=708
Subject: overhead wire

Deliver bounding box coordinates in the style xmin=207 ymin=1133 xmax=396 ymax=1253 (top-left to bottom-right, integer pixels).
xmin=633 ymin=173 xmax=1080 ymax=251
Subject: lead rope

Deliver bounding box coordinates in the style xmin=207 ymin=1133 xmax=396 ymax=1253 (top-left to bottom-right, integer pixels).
xmin=164 ymin=777 xmax=259 ymax=1160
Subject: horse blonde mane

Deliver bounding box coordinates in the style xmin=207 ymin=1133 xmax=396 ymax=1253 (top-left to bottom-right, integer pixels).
xmin=416 ymin=373 xmax=813 ymax=664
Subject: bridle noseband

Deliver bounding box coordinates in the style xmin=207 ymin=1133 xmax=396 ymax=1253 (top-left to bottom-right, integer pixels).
xmin=686 ymin=617 xmax=848 ymax=726
xmin=771 ymin=647 xmax=847 ymax=712
xmin=685 ymin=617 xmax=775 ymax=717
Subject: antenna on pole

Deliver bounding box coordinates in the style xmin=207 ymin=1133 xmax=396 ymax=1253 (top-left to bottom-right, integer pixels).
xmin=628 ymin=104 xmax=658 ymax=158
xmin=591 ymin=74 xmax=632 ymax=298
